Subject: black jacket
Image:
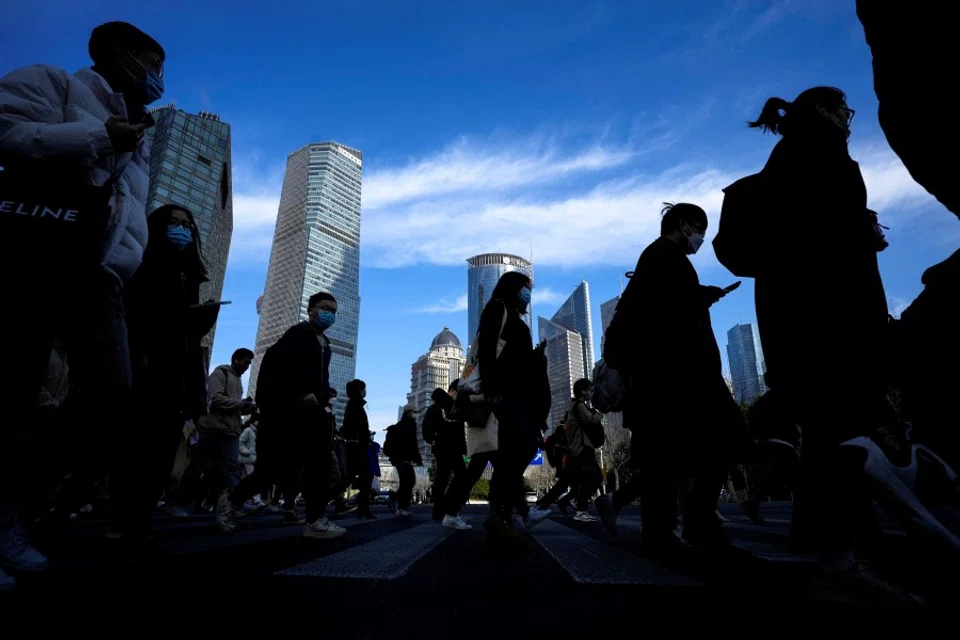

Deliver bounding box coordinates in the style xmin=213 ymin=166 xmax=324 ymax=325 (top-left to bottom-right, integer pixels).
xmin=423 ymin=389 xmax=466 ymax=458
xmin=125 ymin=259 xmax=218 ymax=420
xmin=753 ymin=137 xmax=888 ymax=391
xmin=256 ymin=321 xmax=332 ymax=416
xmin=385 ymin=414 xmax=422 ymax=465
xmin=478 ymin=299 xmax=551 ymax=430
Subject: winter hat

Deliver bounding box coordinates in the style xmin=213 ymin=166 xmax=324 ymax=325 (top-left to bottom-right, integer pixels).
xmin=89 ymin=22 xmax=165 ymax=65
xmin=403 ymin=403 xmax=417 ymax=413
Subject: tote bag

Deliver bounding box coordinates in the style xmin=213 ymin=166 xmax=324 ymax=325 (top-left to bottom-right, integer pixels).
xmin=463 ymin=307 xmax=509 ymax=456
xmin=0 ymin=167 xmax=121 ymax=283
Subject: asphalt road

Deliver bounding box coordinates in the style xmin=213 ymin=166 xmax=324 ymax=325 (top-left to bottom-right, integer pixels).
xmin=3 ymin=501 xmax=954 ymax=633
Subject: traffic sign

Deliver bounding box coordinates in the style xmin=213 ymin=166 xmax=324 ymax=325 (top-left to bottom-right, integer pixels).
xmin=529 ymin=450 xmax=543 ymax=466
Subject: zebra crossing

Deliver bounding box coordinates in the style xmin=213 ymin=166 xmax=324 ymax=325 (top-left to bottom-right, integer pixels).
xmin=259 ymin=502 xmax=831 ymax=586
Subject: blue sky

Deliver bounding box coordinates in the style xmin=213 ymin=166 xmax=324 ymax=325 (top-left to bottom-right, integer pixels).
xmin=4 ymin=0 xmax=957 ymax=436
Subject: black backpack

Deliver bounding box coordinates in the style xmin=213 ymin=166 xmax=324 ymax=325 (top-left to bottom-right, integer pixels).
xmin=421 ymin=409 xmax=437 ymax=446
xmin=253 ymin=343 xmax=280 ymax=412
xmin=713 ymin=173 xmax=769 ymax=278
xmin=382 ymin=425 xmax=397 ymax=458
xmin=578 ymin=405 xmax=607 ymax=449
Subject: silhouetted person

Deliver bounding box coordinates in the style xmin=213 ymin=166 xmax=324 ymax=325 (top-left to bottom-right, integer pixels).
xmin=384 ymin=405 xmax=422 ymax=516
xmin=0 ymin=21 xmax=165 ymax=587
xmin=119 ymin=204 xmax=223 ymax=538
xmin=604 ymin=203 xmax=744 ymax=553
xmin=739 ymin=88 xmax=923 ymax=601
xmin=339 ymin=379 xmax=375 ymax=519
xmin=858 ymin=0 xmax=960 ymax=222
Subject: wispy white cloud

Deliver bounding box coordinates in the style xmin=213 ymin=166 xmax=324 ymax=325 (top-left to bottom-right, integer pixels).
xmin=417 ymin=294 xmax=468 ymax=314
xmin=226 ymin=131 xmax=933 ymax=273
xmin=360 ymin=138 xmax=932 ymax=270
xmin=532 ymin=286 xmax=565 ymax=306
xmin=362 ymin=135 xmax=637 ymax=210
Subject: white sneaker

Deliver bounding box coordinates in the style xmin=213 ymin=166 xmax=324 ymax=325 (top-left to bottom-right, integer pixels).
xmin=0 ymin=567 xmax=14 ymax=591
xmin=841 ymin=435 xmax=960 ymax=553
xmin=303 ymin=517 xmax=347 ymax=539
xmin=1 ymin=518 xmax=48 ymax=572
xmin=396 ymin=509 xmax=412 ymax=517
xmin=525 ymin=506 xmax=552 ymax=530
xmin=573 ymin=511 xmax=599 ymax=523
xmin=442 ymin=515 xmax=472 ymax=531
xmin=215 ymin=492 xmax=236 ymax=533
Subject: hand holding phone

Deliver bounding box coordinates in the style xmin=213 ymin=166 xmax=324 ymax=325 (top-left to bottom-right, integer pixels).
xmin=188 ymin=300 xmax=232 ymax=310
xmin=722 ymin=281 xmax=742 ymax=294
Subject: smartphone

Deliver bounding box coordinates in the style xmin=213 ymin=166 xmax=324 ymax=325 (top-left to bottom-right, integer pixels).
xmin=722 ymin=281 xmax=742 ymax=293
xmin=188 ymin=301 xmax=232 ymax=309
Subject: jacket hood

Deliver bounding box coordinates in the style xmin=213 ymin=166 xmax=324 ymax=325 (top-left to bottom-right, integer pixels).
xmin=431 ymin=388 xmax=452 ymax=406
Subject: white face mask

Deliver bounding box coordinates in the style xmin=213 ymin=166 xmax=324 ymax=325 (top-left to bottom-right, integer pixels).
xmin=687 ymin=231 xmax=704 ymax=254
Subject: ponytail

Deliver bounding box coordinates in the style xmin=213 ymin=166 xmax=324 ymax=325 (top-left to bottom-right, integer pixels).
xmin=747 ymin=97 xmax=792 ymax=135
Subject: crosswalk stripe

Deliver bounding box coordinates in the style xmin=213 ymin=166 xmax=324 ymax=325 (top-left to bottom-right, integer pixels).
xmin=530 ymin=520 xmax=702 ymax=586
xmin=614 ymin=516 xmax=820 ymax=564
xmin=157 ymin=514 xmax=383 ymax=555
xmin=275 ymin=518 xmax=454 ymax=579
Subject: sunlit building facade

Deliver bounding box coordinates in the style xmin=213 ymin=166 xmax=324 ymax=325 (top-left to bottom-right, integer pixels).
xmin=406 ymin=327 xmax=466 ymax=460
xmin=550 ymin=281 xmax=594 ymax=381
xmin=466 ymin=253 xmax=534 ymax=344
xmin=249 ymin=142 xmax=363 ymax=425
xmin=538 ymin=317 xmax=585 ymax=434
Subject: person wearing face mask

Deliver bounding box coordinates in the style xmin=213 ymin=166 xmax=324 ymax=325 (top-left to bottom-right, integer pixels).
xmin=0 ymin=21 xmax=165 ymax=584
xmin=225 ymin=292 xmax=347 ymax=540
xmin=603 ymin=203 xmax=744 ymax=556
xmin=737 ymin=89 xmax=929 ymax=603
xmin=109 ymin=204 xmax=220 ymax=540
xmin=474 ymin=271 xmax=553 ymax=540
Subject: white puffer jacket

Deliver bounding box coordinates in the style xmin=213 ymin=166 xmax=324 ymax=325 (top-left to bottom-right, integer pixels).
xmin=0 ymin=65 xmax=152 ymax=283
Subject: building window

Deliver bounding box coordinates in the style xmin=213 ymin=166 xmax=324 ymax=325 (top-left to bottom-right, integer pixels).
xmin=197 ymin=154 xmax=212 ymax=166
xmin=219 ymin=162 xmax=229 ymax=208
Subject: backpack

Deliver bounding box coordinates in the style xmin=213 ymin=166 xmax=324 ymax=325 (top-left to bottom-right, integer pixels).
xmin=421 ymin=410 xmax=437 ymax=446
xmin=591 ymin=358 xmax=627 ymax=414
xmin=544 ymin=426 xmax=567 ymax=469
xmin=713 ymin=172 xmax=769 ymax=278
xmin=382 ymin=425 xmax=397 ymax=458
xmin=581 ymin=408 xmax=607 ymax=449
xmin=253 ymin=343 xmax=280 ymax=412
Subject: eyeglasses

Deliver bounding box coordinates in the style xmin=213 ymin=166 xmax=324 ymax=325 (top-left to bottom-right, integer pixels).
xmin=125 ymin=49 xmax=164 ymax=79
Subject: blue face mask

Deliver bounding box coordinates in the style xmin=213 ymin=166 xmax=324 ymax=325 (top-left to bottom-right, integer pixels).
xmin=166 ymin=225 xmax=193 ymax=250
xmin=314 ymin=310 xmax=336 ymax=331
xmin=518 ymin=287 xmax=532 ymax=309
xmin=141 ymin=69 xmax=164 ymax=105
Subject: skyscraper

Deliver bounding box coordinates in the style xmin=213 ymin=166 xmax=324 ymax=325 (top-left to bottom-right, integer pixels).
xmin=726 ymin=323 xmax=767 ymax=406
xmin=539 ymin=317 xmax=585 ymax=433
xmin=466 ymin=253 xmax=534 ymax=343
xmin=249 ymin=142 xmax=363 ymax=424
xmin=550 ymin=281 xmax=594 ymax=380
xmin=599 ymin=295 xmax=620 ymax=356
xmin=407 ymin=327 xmax=465 ymax=460
xmin=145 ymin=104 xmax=233 ymax=369
xmin=598 ymin=294 xmax=623 ymax=432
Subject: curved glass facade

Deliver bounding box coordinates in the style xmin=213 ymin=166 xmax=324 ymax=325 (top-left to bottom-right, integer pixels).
xmin=466 ymin=253 xmax=534 ymax=343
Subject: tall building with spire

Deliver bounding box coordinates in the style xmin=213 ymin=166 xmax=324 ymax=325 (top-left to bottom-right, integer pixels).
xmin=249 ymin=142 xmax=363 ymax=425
xmin=549 ymin=281 xmax=594 ymax=380
xmin=538 ymin=317 xmax=585 ymax=433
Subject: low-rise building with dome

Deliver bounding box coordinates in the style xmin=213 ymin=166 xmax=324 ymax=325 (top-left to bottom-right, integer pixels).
xmin=406 ymin=327 xmax=466 ymax=459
